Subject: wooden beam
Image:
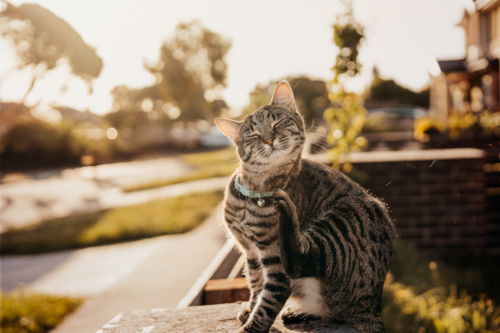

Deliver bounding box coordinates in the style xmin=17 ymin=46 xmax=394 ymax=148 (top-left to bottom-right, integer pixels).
xmin=204 ymin=278 xmax=250 ymax=305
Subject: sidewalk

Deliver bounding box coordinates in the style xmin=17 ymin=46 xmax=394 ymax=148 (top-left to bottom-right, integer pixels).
xmin=2 ymin=205 xmax=228 ymax=333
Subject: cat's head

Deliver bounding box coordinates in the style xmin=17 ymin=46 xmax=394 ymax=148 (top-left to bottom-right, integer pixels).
xmin=215 ymin=81 xmax=305 ymax=168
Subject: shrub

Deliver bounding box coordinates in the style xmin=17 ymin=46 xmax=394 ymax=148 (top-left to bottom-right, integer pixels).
xmin=0 ymin=289 xmax=81 ymax=333
xmin=414 ymin=111 xmax=500 ymax=143
xmin=1 ymin=116 xmax=119 ymax=168
xmin=383 ymin=274 xmax=500 ymax=333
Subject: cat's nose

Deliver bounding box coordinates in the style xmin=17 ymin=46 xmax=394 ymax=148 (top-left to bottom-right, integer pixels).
xmin=265 ymin=139 xmax=273 ymax=146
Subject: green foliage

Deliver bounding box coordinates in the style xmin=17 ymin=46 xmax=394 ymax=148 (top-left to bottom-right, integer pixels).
xmin=383 ymin=275 xmax=500 ymax=333
xmin=323 ymin=92 xmax=367 ymax=169
xmin=385 ymin=240 xmax=500 ymax=332
xmin=414 ymin=111 xmax=500 ymax=142
xmin=390 ymin=241 xmax=500 ymax=303
xmin=0 ymin=116 xmax=121 ymax=168
xmin=1 ymin=289 xmax=81 ymax=333
xmin=331 ymin=1 xmax=363 ymax=83
xmin=365 ymin=69 xmax=430 ymax=107
xmin=325 ymin=1 xmax=367 ymax=170
xmin=1 ymin=191 xmax=222 ymax=254
xmin=1 ymin=1 xmax=102 ymax=97
xmin=106 ymin=85 xmax=164 ymax=130
xmin=104 ymin=105 xmax=150 ymax=130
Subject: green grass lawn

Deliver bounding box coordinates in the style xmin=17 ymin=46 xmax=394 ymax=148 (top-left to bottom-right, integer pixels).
xmin=0 ymin=289 xmax=81 ymax=333
xmin=123 ymin=148 xmax=238 ymax=192
xmin=181 ymin=147 xmax=237 ymax=166
xmin=1 ymin=190 xmax=223 ymax=254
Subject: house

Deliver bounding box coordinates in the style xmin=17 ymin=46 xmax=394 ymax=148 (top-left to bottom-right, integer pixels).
xmin=430 ymin=0 xmax=500 ymax=122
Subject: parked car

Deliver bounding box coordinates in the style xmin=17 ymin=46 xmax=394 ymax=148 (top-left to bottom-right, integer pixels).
xmin=363 ymin=107 xmax=427 ymax=133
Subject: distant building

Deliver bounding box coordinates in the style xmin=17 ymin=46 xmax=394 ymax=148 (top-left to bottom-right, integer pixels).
xmin=431 ymin=0 xmax=500 ymax=122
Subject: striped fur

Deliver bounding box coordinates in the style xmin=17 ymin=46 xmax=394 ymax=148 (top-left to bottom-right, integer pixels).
xmin=220 ymin=81 xmax=396 ymax=333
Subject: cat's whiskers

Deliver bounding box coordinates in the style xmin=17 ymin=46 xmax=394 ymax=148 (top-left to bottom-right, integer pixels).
xmin=294 ymin=139 xmax=345 ymax=156
xmin=305 ymin=131 xmax=351 ymax=147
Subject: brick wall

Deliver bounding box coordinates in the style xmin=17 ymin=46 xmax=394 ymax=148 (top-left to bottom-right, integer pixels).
xmin=348 ymin=148 xmax=500 ymax=255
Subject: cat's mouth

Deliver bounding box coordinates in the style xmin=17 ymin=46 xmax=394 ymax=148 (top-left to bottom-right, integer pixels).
xmin=267 ymin=142 xmax=296 ymax=160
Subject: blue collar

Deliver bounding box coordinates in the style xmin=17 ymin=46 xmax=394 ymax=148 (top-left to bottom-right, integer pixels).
xmin=234 ymin=171 xmax=273 ymax=199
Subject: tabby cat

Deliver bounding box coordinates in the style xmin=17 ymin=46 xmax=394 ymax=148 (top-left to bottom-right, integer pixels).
xmin=215 ymin=81 xmax=396 ymax=333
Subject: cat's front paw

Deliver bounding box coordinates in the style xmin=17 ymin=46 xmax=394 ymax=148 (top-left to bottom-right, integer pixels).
xmin=281 ymin=307 xmax=321 ymax=324
xmin=271 ymin=189 xmax=290 ymax=202
xmin=272 ymin=189 xmax=294 ymax=217
xmin=237 ymin=307 xmax=251 ymax=324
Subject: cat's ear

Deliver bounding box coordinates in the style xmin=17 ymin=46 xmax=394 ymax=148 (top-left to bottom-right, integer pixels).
xmin=271 ymin=81 xmax=296 ymax=110
xmin=214 ymin=118 xmax=242 ymax=144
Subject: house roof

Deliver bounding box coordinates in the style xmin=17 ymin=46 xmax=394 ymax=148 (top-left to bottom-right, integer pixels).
xmin=56 ymin=107 xmax=102 ymax=124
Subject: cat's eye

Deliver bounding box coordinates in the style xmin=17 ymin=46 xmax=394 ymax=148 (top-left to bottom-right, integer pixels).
xmin=273 ymin=119 xmax=287 ymax=130
xmin=247 ymin=134 xmax=260 ymax=140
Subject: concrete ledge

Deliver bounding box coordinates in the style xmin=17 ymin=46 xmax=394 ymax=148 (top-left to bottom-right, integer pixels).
xmin=306 ymin=147 xmax=486 ymax=164
xmin=98 ymin=303 xmax=358 ymax=333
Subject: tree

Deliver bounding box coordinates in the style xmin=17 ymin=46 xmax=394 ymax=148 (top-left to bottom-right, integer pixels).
xmin=144 ymin=20 xmax=231 ymax=122
xmin=105 ymin=86 xmax=153 ymax=130
xmin=1 ymin=1 xmax=103 ymax=103
xmin=244 ymin=76 xmax=329 ymax=126
xmin=365 ymin=68 xmax=430 ymax=107
xmin=324 ymin=1 xmax=367 ymax=169
xmin=331 ymin=2 xmax=363 ymax=85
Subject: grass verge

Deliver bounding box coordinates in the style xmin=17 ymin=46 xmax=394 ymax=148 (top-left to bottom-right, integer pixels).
xmin=1 ymin=190 xmax=222 ymax=254
xmin=181 ymin=147 xmax=237 ymax=166
xmin=1 ymin=289 xmax=81 ymax=333
xmin=123 ymin=148 xmax=238 ymax=192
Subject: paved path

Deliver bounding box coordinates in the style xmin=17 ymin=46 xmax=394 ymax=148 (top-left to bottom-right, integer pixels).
xmin=2 ymin=205 xmax=227 ymax=333
xmin=0 ymin=157 xmax=231 ymax=231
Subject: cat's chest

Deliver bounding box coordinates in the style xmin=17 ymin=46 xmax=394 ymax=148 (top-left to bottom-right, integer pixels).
xmin=224 ymin=202 xmax=280 ymax=242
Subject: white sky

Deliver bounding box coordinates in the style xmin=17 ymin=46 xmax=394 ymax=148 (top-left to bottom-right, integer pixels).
xmin=0 ymin=0 xmax=471 ymax=115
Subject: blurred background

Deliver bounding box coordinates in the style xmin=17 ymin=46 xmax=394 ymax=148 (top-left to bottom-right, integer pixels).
xmin=1 ymin=0 xmax=500 ymax=332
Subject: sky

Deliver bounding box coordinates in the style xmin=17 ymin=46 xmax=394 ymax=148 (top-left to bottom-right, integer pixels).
xmin=0 ymin=0 xmax=472 ymax=115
